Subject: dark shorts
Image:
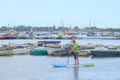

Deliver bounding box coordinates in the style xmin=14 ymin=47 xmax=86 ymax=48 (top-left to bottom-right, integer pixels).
xmin=71 ymin=51 xmax=74 ymax=55
xmin=74 ymin=53 xmax=79 ymax=59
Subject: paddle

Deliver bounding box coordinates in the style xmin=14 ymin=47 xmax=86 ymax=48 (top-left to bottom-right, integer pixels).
xmin=67 ymin=54 xmax=71 ymax=64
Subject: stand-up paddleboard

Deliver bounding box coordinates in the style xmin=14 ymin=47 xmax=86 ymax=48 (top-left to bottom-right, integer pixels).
xmin=52 ymin=64 xmax=66 ymax=67
xmin=52 ymin=63 xmax=95 ymax=68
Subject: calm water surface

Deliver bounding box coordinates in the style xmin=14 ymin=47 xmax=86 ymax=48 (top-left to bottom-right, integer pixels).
xmin=0 ymin=39 xmax=120 ymax=45
xmin=0 ymin=55 xmax=120 ymax=80
xmin=0 ymin=39 xmax=120 ymax=80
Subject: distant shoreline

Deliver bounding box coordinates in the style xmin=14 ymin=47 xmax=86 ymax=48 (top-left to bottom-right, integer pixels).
xmin=0 ymin=36 xmax=119 ymax=40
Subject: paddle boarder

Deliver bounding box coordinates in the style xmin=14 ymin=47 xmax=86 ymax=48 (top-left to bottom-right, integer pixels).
xmin=72 ymin=40 xmax=79 ymax=65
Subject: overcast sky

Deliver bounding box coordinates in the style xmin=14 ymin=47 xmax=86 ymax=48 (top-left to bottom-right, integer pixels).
xmin=0 ymin=0 xmax=119 ymax=28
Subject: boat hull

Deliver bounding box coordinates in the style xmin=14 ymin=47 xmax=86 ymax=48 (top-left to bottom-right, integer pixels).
xmin=29 ymin=49 xmax=48 ymax=55
xmin=91 ymin=50 xmax=120 ymax=57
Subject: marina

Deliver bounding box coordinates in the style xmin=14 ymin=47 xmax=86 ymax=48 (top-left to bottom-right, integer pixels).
xmin=1 ymin=0 xmax=120 ymax=79
xmin=0 ymin=38 xmax=120 ymax=80
xmin=0 ymin=39 xmax=120 ymax=80
xmin=0 ymin=39 xmax=120 ymax=56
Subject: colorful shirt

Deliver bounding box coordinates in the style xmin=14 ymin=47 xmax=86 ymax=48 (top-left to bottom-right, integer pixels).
xmin=73 ymin=43 xmax=79 ymax=53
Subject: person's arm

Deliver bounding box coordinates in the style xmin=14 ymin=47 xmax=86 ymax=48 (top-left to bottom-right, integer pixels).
xmin=72 ymin=46 xmax=74 ymax=51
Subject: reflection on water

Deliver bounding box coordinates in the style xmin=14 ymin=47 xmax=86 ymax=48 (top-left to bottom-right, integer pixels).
xmin=73 ymin=66 xmax=79 ymax=80
xmin=0 ymin=55 xmax=120 ymax=80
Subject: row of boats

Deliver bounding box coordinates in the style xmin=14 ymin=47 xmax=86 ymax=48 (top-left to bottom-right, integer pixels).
xmin=0 ymin=43 xmax=89 ymax=56
xmin=0 ymin=41 xmax=120 ymax=57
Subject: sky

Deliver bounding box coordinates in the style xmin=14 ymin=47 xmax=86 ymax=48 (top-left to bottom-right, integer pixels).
xmin=0 ymin=0 xmax=120 ymax=28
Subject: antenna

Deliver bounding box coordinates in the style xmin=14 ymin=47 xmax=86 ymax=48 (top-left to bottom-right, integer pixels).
xmin=89 ymin=17 xmax=91 ymax=27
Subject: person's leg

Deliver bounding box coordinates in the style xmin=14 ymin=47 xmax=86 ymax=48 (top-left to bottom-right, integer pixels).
xmin=74 ymin=53 xmax=77 ymax=65
xmin=76 ymin=53 xmax=79 ymax=64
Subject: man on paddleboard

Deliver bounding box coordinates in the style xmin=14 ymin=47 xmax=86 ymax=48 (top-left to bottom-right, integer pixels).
xmin=72 ymin=40 xmax=79 ymax=65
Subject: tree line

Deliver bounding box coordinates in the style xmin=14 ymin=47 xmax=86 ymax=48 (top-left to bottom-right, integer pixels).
xmin=0 ymin=25 xmax=120 ymax=32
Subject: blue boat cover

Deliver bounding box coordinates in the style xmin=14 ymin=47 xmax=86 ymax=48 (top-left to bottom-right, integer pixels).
xmin=38 ymin=41 xmax=61 ymax=44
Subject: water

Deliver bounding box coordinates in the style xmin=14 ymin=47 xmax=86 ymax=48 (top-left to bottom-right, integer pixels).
xmin=0 ymin=39 xmax=120 ymax=80
xmin=0 ymin=55 xmax=120 ymax=80
xmin=0 ymin=39 xmax=120 ymax=46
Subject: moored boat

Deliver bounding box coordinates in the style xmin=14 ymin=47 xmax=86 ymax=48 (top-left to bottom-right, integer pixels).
xmin=52 ymin=49 xmax=71 ymax=56
xmin=12 ymin=48 xmax=29 ymax=55
xmin=29 ymin=47 xmax=48 ymax=56
xmin=0 ymin=50 xmax=13 ymax=56
xmin=43 ymin=44 xmax=61 ymax=48
xmin=90 ymin=50 xmax=120 ymax=57
xmin=79 ymin=43 xmax=95 ymax=50
xmin=38 ymin=41 xmax=61 ymax=44
xmin=46 ymin=48 xmax=59 ymax=55
xmin=79 ymin=50 xmax=90 ymax=57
